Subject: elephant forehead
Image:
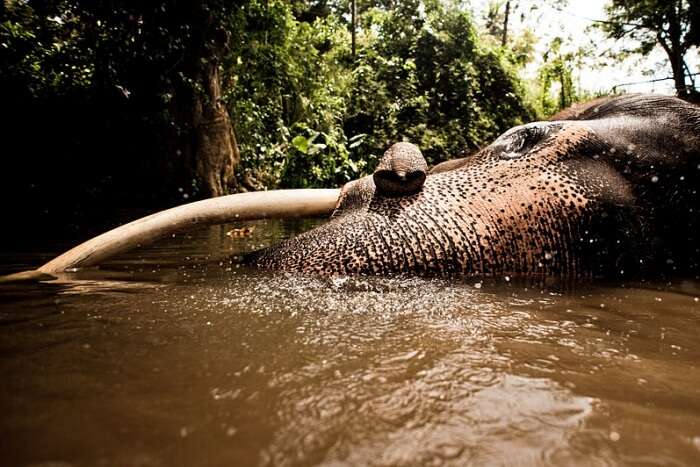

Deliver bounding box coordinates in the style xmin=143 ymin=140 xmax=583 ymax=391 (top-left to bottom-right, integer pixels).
xmin=360 ymin=171 xmax=592 ymax=246
xmin=336 ymin=124 xmax=616 ymax=222
xmin=368 ymin=159 xmax=590 ymax=215
xmin=420 ymin=124 xmax=593 ymax=183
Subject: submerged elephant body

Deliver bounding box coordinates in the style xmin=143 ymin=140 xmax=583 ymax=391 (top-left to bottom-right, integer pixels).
xmin=252 ymin=95 xmax=699 ymax=279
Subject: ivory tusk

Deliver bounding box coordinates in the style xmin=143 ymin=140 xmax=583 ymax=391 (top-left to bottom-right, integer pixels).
xmin=2 ymin=188 xmax=340 ymax=281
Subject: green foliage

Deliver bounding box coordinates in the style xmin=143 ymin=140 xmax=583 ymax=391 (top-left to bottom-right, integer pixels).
xmin=225 ymin=0 xmax=533 ymax=187
xmin=1 ymin=0 xmax=538 ymax=197
xmin=225 ymin=1 xmax=361 ymax=188
xmin=0 ymin=1 xmax=249 ymax=205
xmin=596 ymin=0 xmax=699 ymax=97
xmin=536 ymin=37 xmax=580 ymax=116
xmin=345 ymin=2 xmax=534 ymax=167
xmin=0 ymin=2 xmax=95 ymax=97
xmin=600 ymin=0 xmax=698 ymax=52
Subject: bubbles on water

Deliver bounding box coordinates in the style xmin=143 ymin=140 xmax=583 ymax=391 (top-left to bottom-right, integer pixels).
xmin=331 ymin=276 xmax=349 ymax=288
xmin=211 ymin=388 xmax=241 ymax=401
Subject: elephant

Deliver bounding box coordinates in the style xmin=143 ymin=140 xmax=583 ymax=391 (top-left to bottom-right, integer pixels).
xmin=5 ymin=93 xmax=699 ymax=283
xmin=248 ymin=94 xmax=700 ymax=279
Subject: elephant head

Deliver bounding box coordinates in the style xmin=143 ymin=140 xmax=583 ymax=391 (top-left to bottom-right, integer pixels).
xmin=250 ymin=94 xmax=700 ymax=279
xmin=8 ymin=94 xmax=698 ymax=284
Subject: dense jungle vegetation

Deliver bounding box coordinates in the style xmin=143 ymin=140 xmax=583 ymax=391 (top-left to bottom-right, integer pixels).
xmin=1 ymin=0 xmax=697 ymax=239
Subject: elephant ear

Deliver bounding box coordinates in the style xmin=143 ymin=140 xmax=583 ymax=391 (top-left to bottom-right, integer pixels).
xmin=574 ymin=94 xmax=700 ymax=275
xmin=569 ymin=94 xmax=700 ymax=180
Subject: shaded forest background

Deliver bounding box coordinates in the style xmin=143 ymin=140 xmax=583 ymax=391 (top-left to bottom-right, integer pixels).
xmin=1 ymin=0 xmax=698 ymax=243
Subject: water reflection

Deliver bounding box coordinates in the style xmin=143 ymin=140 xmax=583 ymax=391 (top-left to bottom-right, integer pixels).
xmin=1 ymin=219 xmax=700 ymax=466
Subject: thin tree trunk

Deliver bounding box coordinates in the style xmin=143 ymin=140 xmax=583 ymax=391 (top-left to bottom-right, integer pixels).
xmin=351 ymin=0 xmax=357 ymax=58
xmin=666 ymin=46 xmax=687 ymax=98
xmin=661 ymin=5 xmax=688 ymax=98
xmin=656 ymin=35 xmax=686 ymax=97
xmin=501 ymin=0 xmax=510 ymax=47
xmin=559 ymin=69 xmax=566 ymax=109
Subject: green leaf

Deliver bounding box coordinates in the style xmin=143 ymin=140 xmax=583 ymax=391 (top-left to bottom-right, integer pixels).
xmin=291 ymin=135 xmax=309 ymax=154
xmin=349 ymin=133 xmax=367 ymax=143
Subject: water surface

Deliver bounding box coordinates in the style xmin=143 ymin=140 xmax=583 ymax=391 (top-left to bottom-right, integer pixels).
xmin=1 ymin=219 xmax=700 ymax=466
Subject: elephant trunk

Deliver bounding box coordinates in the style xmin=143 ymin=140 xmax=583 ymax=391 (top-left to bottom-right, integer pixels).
xmin=1 ymin=189 xmax=340 ymax=282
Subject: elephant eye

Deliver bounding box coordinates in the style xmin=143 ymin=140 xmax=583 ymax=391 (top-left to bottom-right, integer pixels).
xmin=498 ymin=123 xmax=562 ymax=160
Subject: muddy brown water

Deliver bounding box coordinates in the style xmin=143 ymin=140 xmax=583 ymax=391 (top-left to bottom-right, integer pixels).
xmin=1 ymin=219 xmax=700 ymax=467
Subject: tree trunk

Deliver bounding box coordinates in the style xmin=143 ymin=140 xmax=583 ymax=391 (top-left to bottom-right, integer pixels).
xmin=351 ymin=0 xmax=357 ymax=58
xmin=661 ymin=4 xmax=688 ymax=98
xmin=170 ymin=0 xmax=239 ymax=198
xmin=501 ymin=0 xmax=510 ymax=47
xmin=192 ymin=62 xmax=240 ymax=197
xmin=657 ymin=34 xmax=687 ymax=98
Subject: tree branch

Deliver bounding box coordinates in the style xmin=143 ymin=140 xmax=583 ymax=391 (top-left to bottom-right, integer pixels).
xmin=657 ymin=31 xmax=673 ymax=57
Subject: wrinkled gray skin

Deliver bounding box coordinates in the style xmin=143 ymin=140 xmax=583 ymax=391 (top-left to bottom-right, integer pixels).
xmin=250 ymin=95 xmax=700 ymax=278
